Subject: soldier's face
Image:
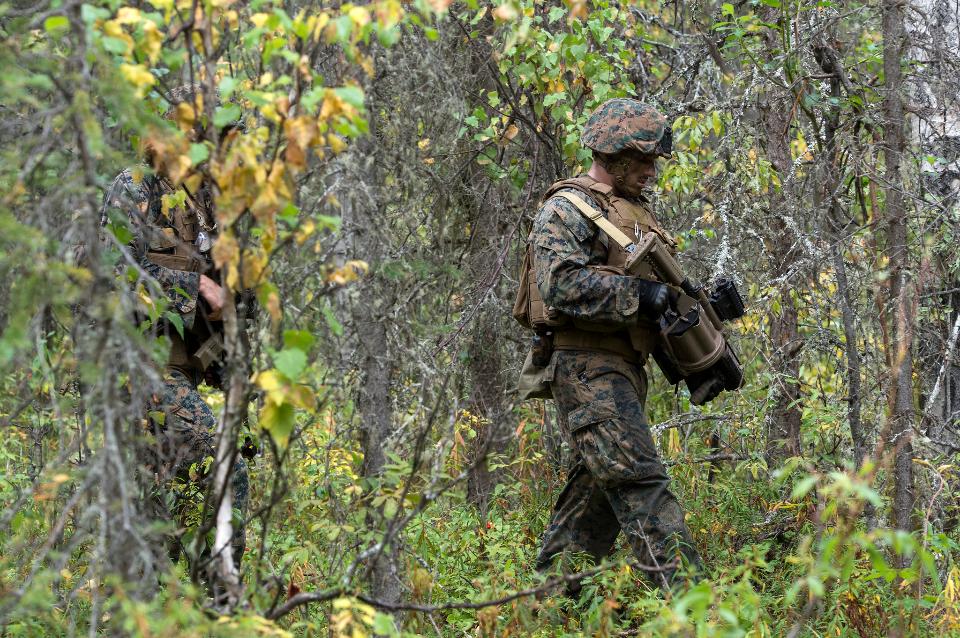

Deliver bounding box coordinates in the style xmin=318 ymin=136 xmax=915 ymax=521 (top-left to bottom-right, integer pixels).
xmin=611 ymin=152 xmax=657 ymax=198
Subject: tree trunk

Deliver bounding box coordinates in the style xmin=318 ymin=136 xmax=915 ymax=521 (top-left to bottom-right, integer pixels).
xmin=757 ymin=20 xmax=803 ymax=466
xmin=463 ymin=198 xmax=509 ymax=514
xmin=339 ymin=79 xmax=402 ymax=606
xmin=882 ymin=0 xmax=915 ymax=535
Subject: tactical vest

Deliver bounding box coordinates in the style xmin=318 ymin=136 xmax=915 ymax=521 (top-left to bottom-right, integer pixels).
xmin=513 ymin=176 xmax=677 ymax=360
xmin=142 ymin=180 xmax=221 ymax=374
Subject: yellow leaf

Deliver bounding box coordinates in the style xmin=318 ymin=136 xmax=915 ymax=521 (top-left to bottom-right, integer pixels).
xmin=327 ymin=260 xmax=368 ymax=286
xmin=319 ymin=91 xmax=348 ymax=120
xmin=104 ymin=21 xmax=134 ymax=55
xmin=167 ymin=155 xmax=193 ymax=185
xmin=240 ymin=249 xmax=269 ymax=288
xmin=115 ymin=7 xmax=141 ymax=24
xmin=250 ymin=12 xmax=270 ymax=28
xmin=285 ymin=116 xmax=318 ymax=149
xmin=254 ymin=370 xmax=286 ymax=404
xmin=175 ymin=102 xmax=197 ymax=131
xmin=328 ymin=133 xmax=347 ymax=154
xmin=212 ymin=230 xmax=240 ymax=289
xmin=141 ymin=21 xmax=163 ymax=62
xmin=417 ymin=138 xmax=431 ymax=150
xmin=288 ymin=384 xmax=316 ymax=411
xmin=348 ymin=5 xmax=370 ymax=28
xmin=120 ymin=64 xmax=156 ymax=97
xmin=374 ymin=0 xmax=403 ymax=28
xmin=266 ymin=289 xmax=281 ymax=324
xmin=261 ymin=103 xmax=281 ymax=123
xmin=312 ymin=13 xmax=331 ymax=41
xmin=285 ymin=141 xmax=306 ymax=169
xmin=138 ymin=289 xmax=155 ymax=309
xmin=295 ymin=219 xmax=315 ymax=245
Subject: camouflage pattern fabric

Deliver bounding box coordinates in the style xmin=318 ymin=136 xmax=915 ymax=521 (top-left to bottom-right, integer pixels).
xmin=535 ymin=351 xmax=700 ymax=588
xmin=532 ymin=187 xmax=648 ymax=325
xmin=151 ymin=369 xmax=248 ymax=562
xmin=581 ymin=98 xmax=667 ymax=156
xmin=530 ymin=178 xmax=700 ymax=588
xmin=100 ymin=168 xmax=201 ymax=328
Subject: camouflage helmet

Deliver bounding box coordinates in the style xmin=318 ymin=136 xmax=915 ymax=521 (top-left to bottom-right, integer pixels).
xmin=581 ymin=99 xmax=671 ymax=157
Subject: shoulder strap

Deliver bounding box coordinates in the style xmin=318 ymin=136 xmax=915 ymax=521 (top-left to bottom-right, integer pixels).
xmin=552 ymin=191 xmax=636 ymax=251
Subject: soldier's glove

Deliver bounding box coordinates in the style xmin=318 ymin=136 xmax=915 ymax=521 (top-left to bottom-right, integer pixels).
xmin=636 ymin=279 xmax=676 ymax=319
xmin=240 ymin=436 xmax=259 ymax=461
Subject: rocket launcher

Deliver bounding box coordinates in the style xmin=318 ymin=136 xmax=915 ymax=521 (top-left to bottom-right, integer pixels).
xmin=624 ymin=233 xmax=746 ymax=404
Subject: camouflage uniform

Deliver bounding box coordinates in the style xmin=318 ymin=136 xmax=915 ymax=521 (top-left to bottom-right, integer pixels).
xmin=531 ymin=99 xmax=699 ymax=589
xmin=101 ymin=167 xmax=248 ymax=563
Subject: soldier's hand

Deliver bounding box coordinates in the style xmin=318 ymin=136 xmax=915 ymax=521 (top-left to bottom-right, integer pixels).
xmin=199 ymin=274 xmax=225 ymax=317
xmin=636 ymin=279 xmax=671 ymax=319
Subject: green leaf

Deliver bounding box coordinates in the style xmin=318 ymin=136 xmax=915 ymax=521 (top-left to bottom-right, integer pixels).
xmin=334 ymin=86 xmax=365 ymax=109
xmin=213 ymin=104 xmax=241 ymax=128
xmin=219 ymin=76 xmax=238 ymax=98
xmin=43 ymin=16 xmax=69 ymax=33
xmin=322 ymin=304 xmax=343 ymax=337
xmin=377 ymin=25 xmax=400 ymax=47
xmin=109 ymin=222 xmax=132 ymax=245
xmin=163 ymin=311 xmax=185 ymax=339
xmin=279 ymin=202 xmax=299 ymax=226
xmin=102 ymin=36 xmax=131 ymax=55
xmin=188 ymin=143 xmax=209 ymax=165
xmin=261 ymin=401 xmax=295 ymax=449
xmin=274 ymin=348 xmax=307 ymax=379
xmin=283 ymin=330 xmax=315 ymax=352
xmin=790 ymin=475 xmax=817 ymax=500
xmin=543 ymin=92 xmax=566 ymax=107
xmin=807 ymin=576 xmax=825 ymax=597
xmin=721 ymin=3 xmax=735 ymax=15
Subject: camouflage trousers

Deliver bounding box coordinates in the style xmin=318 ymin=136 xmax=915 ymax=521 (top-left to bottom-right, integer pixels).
xmin=149 ymin=369 xmax=249 ymax=568
xmin=535 ymin=350 xmax=700 ymax=589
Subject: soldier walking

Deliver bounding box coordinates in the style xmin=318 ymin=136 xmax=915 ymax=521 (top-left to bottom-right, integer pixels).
xmin=519 ymin=99 xmax=701 ymax=590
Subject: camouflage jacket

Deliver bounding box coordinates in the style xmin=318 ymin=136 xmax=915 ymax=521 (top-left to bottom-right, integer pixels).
xmin=100 ymin=168 xmax=202 ymax=330
xmin=531 ymin=183 xmax=651 ymax=326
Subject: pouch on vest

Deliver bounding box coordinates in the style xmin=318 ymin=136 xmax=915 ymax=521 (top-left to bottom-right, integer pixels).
xmin=512 ymin=243 xmax=567 ymax=330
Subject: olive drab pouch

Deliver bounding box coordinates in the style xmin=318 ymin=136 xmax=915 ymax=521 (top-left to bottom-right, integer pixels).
xmin=512 ymin=242 xmax=567 ymax=330
xmin=516 ymin=348 xmax=554 ymax=400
